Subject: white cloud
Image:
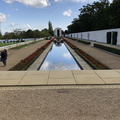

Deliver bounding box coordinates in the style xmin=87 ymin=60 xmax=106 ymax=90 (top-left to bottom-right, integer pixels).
xmin=63 ymin=10 xmax=72 ymax=17
xmin=10 ymin=23 xmax=16 ymax=26
xmin=55 ymin=0 xmax=113 ymax=3
xmin=63 ymin=52 xmax=72 ymax=59
xmin=0 ymin=13 xmax=6 ymax=23
xmin=54 ymin=0 xmax=90 ymax=2
xmin=24 ymin=24 xmax=32 ymax=30
xmin=40 ymin=61 xmax=50 ymax=70
xmin=4 ymin=0 xmax=50 ymax=8
xmin=54 ymin=0 xmax=62 ymax=2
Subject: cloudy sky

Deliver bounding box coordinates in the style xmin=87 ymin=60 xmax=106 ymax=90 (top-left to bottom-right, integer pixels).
xmin=0 ymin=0 xmax=112 ymax=34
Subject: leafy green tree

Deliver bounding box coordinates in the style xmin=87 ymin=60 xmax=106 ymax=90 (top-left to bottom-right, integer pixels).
xmin=48 ymin=21 xmax=53 ymax=35
xmin=41 ymin=28 xmax=48 ymax=33
xmin=0 ymin=32 xmax=2 ymax=39
xmin=67 ymin=0 xmax=116 ymax=33
xmin=25 ymin=29 xmax=34 ymax=38
xmin=108 ymin=0 xmax=120 ymax=28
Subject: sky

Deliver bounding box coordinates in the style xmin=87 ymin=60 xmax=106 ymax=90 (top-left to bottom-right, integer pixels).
xmin=0 ymin=0 xmax=113 ymax=35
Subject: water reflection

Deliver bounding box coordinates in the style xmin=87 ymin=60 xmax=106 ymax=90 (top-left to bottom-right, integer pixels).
xmin=63 ymin=52 xmax=72 ymax=59
xmin=39 ymin=43 xmax=81 ymax=70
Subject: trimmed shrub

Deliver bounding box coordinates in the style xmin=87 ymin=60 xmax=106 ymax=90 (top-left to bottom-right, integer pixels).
xmin=68 ymin=38 xmax=91 ymax=45
xmin=77 ymin=39 xmax=91 ymax=45
xmin=94 ymin=43 xmax=120 ymax=55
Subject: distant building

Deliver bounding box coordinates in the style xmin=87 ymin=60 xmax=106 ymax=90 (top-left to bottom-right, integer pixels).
xmin=54 ymin=27 xmax=62 ymax=37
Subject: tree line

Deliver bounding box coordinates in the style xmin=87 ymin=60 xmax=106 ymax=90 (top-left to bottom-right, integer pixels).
xmin=66 ymin=0 xmax=120 ymax=34
xmin=0 ymin=21 xmax=54 ymax=40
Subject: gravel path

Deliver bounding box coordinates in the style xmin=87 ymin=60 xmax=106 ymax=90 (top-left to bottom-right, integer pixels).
xmin=0 ymin=40 xmax=49 ymax=71
xmin=0 ymin=87 xmax=120 ymax=120
xmin=65 ymin=38 xmax=120 ymax=69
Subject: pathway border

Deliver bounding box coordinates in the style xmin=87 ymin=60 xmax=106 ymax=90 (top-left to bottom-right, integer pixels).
xmin=0 ymin=70 xmax=120 ymax=86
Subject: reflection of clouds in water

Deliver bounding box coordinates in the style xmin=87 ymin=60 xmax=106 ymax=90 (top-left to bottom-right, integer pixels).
xmin=41 ymin=61 xmax=50 ymax=70
xmin=73 ymin=65 xmax=80 ymax=70
xmin=63 ymin=52 xmax=72 ymax=59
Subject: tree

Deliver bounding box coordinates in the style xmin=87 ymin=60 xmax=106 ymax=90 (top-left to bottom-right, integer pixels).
xmin=41 ymin=28 xmax=48 ymax=33
xmin=108 ymin=0 xmax=120 ymax=28
xmin=67 ymin=0 xmax=113 ymax=33
xmin=0 ymin=32 xmax=2 ymax=39
xmin=48 ymin=21 xmax=53 ymax=36
xmin=25 ymin=29 xmax=34 ymax=38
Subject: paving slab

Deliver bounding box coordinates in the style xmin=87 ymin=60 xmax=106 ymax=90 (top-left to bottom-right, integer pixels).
xmin=26 ymin=71 xmax=49 ymax=75
xmin=49 ymin=70 xmax=74 ymax=79
xmin=0 ymin=70 xmax=120 ymax=86
xmin=0 ymin=71 xmax=27 ymax=80
xmin=0 ymin=80 xmax=21 ymax=85
xmin=116 ymin=70 xmax=120 ymax=74
xmin=95 ymin=70 xmax=120 ymax=78
xmin=74 ymin=73 xmax=105 ymax=84
xmin=48 ymin=79 xmax=76 ymax=85
xmin=18 ymin=74 xmax=48 ymax=85
xmin=0 ymin=71 xmax=5 ymax=75
xmin=101 ymin=77 xmax=120 ymax=84
xmin=72 ymin=70 xmax=95 ymax=74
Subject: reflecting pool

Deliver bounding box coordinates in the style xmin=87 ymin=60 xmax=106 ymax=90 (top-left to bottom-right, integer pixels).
xmin=39 ymin=42 xmax=81 ymax=70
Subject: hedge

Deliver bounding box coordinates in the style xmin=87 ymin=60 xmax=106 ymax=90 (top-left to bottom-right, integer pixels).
xmin=94 ymin=43 xmax=120 ymax=55
xmin=66 ymin=37 xmax=91 ymax=45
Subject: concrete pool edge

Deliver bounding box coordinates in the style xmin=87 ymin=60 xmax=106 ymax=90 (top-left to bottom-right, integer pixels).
xmin=28 ymin=41 xmax=92 ymax=71
xmin=27 ymin=43 xmax=53 ymax=70
xmin=0 ymin=70 xmax=120 ymax=86
xmin=64 ymin=43 xmax=92 ymax=70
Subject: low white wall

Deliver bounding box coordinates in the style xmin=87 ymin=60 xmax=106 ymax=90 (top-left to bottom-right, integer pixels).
xmin=65 ymin=28 xmax=120 ymax=45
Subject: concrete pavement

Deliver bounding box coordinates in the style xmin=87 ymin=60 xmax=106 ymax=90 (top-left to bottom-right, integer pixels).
xmin=0 ymin=70 xmax=120 ymax=86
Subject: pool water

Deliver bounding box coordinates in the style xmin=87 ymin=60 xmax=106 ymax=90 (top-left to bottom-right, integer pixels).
xmin=39 ymin=42 xmax=81 ymax=70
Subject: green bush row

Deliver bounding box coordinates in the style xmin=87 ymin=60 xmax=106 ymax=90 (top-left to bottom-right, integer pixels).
xmin=94 ymin=43 xmax=120 ymax=55
xmin=77 ymin=39 xmax=91 ymax=45
xmin=68 ymin=37 xmax=91 ymax=45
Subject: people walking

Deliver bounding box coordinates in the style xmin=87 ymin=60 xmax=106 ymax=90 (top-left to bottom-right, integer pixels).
xmin=1 ymin=49 xmax=7 ymax=66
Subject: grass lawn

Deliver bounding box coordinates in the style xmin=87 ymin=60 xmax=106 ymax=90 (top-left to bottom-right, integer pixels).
xmin=0 ymin=42 xmax=18 ymax=47
xmin=11 ymin=40 xmax=45 ymax=49
xmin=11 ymin=44 xmax=29 ymax=49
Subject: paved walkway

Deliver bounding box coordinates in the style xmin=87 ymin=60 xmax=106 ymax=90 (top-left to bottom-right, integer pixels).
xmin=64 ymin=38 xmax=120 ymax=69
xmin=0 ymin=70 xmax=120 ymax=86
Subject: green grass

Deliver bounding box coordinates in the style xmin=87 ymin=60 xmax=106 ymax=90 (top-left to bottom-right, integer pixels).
xmin=11 ymin=39 xmax=45 ymax=49
xmin=0 ymin=42 xmax=18 ymax=47
xmin=11 ymin=44 xmax=29 ymax=49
